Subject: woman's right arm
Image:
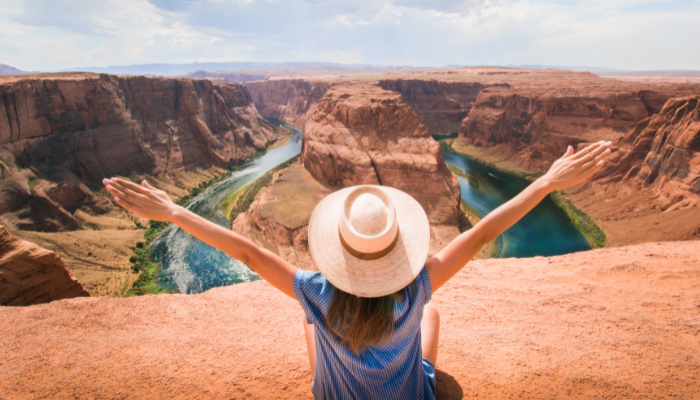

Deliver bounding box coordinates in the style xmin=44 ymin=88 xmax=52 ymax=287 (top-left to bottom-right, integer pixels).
xmin=103 ymin=178 xmax=298 ymax=299
xmin=426 ymin=141 xmax=612 ymax=293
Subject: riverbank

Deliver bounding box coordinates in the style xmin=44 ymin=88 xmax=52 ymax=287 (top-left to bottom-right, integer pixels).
xmin=441 ymin=138 xmax=607 ymax=250
xmin=124 ymin=133 xmax=295 ymax=297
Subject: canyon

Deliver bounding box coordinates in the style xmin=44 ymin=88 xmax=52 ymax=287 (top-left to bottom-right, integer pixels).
xmin=0 ymin=72 xmax=286 ymax=294
xmin=240 ymin=67 xmax=700 ymax=249
xmin=232 ymin=83 xmax=463 ymax=262
xmin=2 ymin=67 xmax=700 ymax=398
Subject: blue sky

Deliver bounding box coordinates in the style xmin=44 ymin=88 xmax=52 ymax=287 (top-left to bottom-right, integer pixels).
xmin=1 ymin=0 xmax=699 ymax=71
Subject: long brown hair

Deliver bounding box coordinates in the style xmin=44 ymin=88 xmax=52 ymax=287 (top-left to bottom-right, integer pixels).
xmin=325 ymin=288 xmax=405 ymax=355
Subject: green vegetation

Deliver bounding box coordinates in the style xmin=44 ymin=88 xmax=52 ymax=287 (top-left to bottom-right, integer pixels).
xmin=439 ymin=138 xmax=541 ymax=181
xmin=448 ymin=165 xmax=480 ymax=188
xmin=550 ymin=192 xmax=607 ymax=249
xmin=126 ymin=221 xmax=170 ymax=296
xmin=27 ymin=178 xmax=41 ymax=191
xmin=227 ymin=156 xmax=299 ymax=223
xmin=431 ymin=132 xmax=459 ymax=141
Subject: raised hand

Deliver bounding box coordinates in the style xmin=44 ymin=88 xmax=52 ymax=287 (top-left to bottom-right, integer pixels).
xmin=541 ymin=141 xmax=612 ymax=192
xmin=103 ymin=178 xmax=180 ymax=222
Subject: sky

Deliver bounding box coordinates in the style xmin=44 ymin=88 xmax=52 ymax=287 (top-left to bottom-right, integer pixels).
xmin=1 ymin=0 xmax=699 ymax=71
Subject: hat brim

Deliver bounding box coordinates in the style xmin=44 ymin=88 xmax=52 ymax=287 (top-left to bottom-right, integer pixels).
xmin=308 ymin=185 xmax=430 ymax=298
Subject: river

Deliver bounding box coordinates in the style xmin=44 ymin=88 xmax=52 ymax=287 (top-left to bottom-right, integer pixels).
xmin=153 ymin=134 xmax=590 ymax=294
xmin=151 ymin=130 xmax=302 ymax=294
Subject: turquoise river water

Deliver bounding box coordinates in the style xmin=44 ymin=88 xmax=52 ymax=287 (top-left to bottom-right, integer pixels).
xmin=153 ymin=133 xmax=591 ymax=294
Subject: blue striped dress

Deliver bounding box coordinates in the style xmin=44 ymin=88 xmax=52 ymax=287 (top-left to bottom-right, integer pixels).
xmin=294 ymin=266 xmax=436 ymax=400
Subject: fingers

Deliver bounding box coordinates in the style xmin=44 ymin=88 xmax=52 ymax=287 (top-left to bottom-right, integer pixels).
xmin=111 ymin=178 xmax=150 ymax=195
xmin=572 ymin=140 xmax=611 ymax=161
xmin=113 ymin=195 xmax=143 ymax=214
xmin=561 ymin=145 xmax=574 ymax=159
xmin=103 ymin=179 xmax=152 ymax=206
xmin=573 ymin=142 xmax=611 ymax=166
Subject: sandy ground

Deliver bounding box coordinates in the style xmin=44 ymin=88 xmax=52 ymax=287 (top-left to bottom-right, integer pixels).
xmin=1 ymin=240 xmax=698 ymax=399
xmin=12 ymin=229 xmax=145 ymax=296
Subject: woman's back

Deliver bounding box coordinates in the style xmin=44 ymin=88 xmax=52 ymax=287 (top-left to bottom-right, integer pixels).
xmin=294 ymin=267 xmax=436 ymax=400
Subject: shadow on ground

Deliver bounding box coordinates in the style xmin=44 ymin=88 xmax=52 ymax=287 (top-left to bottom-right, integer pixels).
xmin=436 ymin=369 xmax=464 ymax=399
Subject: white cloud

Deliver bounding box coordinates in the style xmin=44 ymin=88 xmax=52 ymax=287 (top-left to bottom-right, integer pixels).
xmin=0 ymin=0 xmax=698 ymax=71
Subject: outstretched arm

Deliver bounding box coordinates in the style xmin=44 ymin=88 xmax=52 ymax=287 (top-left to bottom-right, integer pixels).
xmin=427 ymin=141 xmax=612 ymax=293
xmin=103 ymin=179 xmax=297 ymax=298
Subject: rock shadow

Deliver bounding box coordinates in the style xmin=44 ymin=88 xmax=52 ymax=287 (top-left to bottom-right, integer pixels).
xmin=436 ymin=369 xmax=464 ymax=400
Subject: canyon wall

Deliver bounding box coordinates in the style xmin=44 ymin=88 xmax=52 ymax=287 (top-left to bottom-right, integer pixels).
xmin=0 ymin=73 xmax=284 ymax=231
xmin=244 ymin=79 xmax=332 ymax=128
xmin=300 ymin=83 xmax=461 ymax=227
xmin=457 ymin=83 xmax=700 ymax=173
xmin=378 ymin=79 xmax=493 ymax=135
xmin=0 ymin=226 xmax=89 ymax=306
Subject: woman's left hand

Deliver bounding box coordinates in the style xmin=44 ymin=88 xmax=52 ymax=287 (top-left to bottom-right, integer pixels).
xmin=540 ymin=141 xmax=613 ymax=192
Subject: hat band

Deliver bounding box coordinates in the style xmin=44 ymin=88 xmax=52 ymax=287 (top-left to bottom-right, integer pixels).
xmin=338 ymin=227 xmax=400 ymax=261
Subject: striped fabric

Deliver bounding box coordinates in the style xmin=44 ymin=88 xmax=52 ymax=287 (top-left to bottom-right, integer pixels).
xmin=294 ymin=266 xmax=436 ymax=400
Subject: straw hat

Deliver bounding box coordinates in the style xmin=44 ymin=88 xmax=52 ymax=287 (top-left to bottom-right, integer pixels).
xmin=308 ymin=185 xmax=430 ymax=298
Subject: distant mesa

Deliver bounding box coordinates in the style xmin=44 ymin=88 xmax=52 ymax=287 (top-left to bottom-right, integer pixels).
xmin=0 ymin=63 xmax=34 ymax=75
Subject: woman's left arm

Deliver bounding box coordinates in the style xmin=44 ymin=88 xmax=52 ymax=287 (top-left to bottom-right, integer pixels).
xmin=427 ymin=141 xmax=612 ymax=293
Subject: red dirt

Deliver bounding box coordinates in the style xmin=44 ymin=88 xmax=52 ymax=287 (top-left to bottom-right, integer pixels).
xmin=1 ymin=240 xmax=699 ymax=399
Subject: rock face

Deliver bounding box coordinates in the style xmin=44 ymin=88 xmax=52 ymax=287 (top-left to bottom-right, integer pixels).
xmin=0 ymin=226 xmax=89 ymax=306
xmin=565 ymin=96 xmax=700 ymax=246
xmin=244 ymin=79 xmax=331 ymax=128
xmin=456 ymin=84 xmax=698 ymax=173
xmin=0 ymin=73 xmax=284 ymax=231
xmin=378 ymin=79 xmax=492 ymax=135
xmin=2 ymin=240 xmax=699 ymax=398
xmin=602 ymin=96 xmax=700 ymax=211
xmin=231 ymin=162 xmax=331 ymax=270
xmin=301 ymin=84 xmax=461 ymax=227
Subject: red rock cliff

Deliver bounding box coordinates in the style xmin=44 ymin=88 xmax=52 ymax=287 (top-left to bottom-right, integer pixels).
xmin=0 ymin=73 xmax=284 ymax=231
xmin=378 ymin=79 xmax=493 ymax=135
xmin=594 ymin=96 xmax=700 ymax=211
xmin=0 ymin=226 xmax=89 ymax=306
xmin=244 ymin=79 xmax=331 ymax=128
xmin=300 ymin=83 xmax=461 ymax=227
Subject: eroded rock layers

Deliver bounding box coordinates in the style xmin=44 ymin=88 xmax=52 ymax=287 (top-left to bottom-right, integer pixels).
xmin=0 ymin=74 xmax=283 ymax=231
xmin=596 ymin=96 xmax=700 ymax=211
xmin=378 ymin=79 xmax=493 ymax=135
xmin=300 ymin=84 xmax=461 ymax=227
xmin=244 ymin=79 xmax=331 ymax=128
xmin=0 ymin=226 xmax=89 ymax=306
xmin=457 ymin=83 xmax=698 ymax=173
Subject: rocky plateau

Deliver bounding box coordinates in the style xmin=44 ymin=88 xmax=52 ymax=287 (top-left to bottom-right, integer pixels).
xmin=2 ymin=240 xmax=699 ymax=398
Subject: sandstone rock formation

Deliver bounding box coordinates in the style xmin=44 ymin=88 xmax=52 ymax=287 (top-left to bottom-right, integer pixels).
xmin=0 ymin=226 xmax=89 ymax=306
xmin=566 ymin=96 xmax=700 ymax=246
xmin=244 ymin=79 xmax=331 ymax=128
xmin=378 ymin=79 xmax=492 ymax=135
xmin=0 ymin=73 xmax=284 ymax=231
xmin=301 ymin=84 xmax=461 ymax=228
xmin=457 ymin=83 xmax=699 ymax=173
xmin=601 ymin=96 xmax=700 ymax=210
xmin=2 ymin=240 xmax=698 ymax=398
xmin=231 ymin=162 xmax=331 ymax=270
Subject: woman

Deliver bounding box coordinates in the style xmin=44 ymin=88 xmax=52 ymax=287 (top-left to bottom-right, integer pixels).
xmin=104 ymin=141 xmax=612 ymax=399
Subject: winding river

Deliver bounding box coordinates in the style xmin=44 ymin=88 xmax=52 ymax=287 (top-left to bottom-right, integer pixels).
xmin=153 ymin=133 xmax=590 ymax=294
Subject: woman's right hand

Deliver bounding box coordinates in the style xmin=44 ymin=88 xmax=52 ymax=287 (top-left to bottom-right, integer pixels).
xmin=103 ymin=178 xmax=181 ymax=222
xmin=540 ymin=141 xmax=612 ymax=192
